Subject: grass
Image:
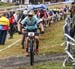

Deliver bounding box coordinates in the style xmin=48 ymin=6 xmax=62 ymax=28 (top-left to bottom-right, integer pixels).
xmin=8 ymin=61 xmax=72 ymax=69
xmin=39 ymin=20 xmax=65 ymax=55
xmin=0 ymin=20 xmax=65 ymax=58
xmin=0 ymin=3 xmax=72 ymax=69
xmin=0 ymin=2 xmax=14 ymax=8
xmin=0 ymin=33 xmax=23 ymax=58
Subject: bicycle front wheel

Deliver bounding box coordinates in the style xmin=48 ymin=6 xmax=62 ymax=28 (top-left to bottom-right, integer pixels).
xmin=30 ymin=40 xmax=34 ymax=65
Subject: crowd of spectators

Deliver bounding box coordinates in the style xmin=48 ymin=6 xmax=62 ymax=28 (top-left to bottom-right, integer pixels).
xmin=0 ymin=4 xmax=69 ymax=45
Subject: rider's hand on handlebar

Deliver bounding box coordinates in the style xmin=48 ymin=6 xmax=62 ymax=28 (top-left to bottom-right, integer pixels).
xmin=18 ymin=31 xmax=22 ymax=34
xmin=41 ymin=31 xmax=44 ymax=34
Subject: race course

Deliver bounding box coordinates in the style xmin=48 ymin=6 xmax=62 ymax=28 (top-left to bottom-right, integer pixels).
xmin=0 ymin=20 xmax=64 ymax=58
xmin=0 ymin=20 xmax=70 ymax=69
xmin=0 ymin=2 xmax=72 ymax=69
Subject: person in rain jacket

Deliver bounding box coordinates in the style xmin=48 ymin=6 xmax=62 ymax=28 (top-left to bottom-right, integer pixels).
xmin=0 ymin=12 xmax=10 ymax=45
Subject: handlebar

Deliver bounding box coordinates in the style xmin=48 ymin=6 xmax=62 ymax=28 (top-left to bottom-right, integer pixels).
xmin=22 ymin=32 xmax=40 ymax=37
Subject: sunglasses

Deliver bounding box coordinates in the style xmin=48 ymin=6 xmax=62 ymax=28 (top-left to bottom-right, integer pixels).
xmin=28 ymin=15 xmax=33 ymax=17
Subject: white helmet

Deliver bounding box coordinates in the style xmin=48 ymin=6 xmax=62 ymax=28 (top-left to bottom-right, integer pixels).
xmin=28 ymin=11 xmax=33 ymax=15
xmin=23 ymin=10 xmax=28 ymax=15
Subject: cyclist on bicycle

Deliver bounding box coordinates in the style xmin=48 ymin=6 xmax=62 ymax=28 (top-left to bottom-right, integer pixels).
xmin=18 ymin=10 xmax=44 ymax=56
xmin=18 ymin=10 xmax=28 ymax=49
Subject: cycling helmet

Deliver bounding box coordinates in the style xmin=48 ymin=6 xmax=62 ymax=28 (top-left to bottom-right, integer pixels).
xmin=23 ymin=10 xmax=28 ymax=15
xmin=28 ymin=10 xmax=34 ymax=15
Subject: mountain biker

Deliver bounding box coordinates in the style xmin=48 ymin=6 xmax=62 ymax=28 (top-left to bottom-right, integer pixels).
xmin=18 ymin=10 xmax=44 ymax=56
xmin=17 ymin=10 xmax=28 ymax=49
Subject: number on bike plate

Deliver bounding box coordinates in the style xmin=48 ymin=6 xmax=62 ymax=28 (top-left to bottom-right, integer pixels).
xmin=28 ymin=32 xmax=35 ymax=37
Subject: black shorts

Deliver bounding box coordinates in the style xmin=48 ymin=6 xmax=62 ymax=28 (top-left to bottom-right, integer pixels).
xmin=27 ymin=29 xmax=37 ymax=32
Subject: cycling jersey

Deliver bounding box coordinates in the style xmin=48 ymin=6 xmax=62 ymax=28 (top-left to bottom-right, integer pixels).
xmin=21 ymin=16 xmax=40 ymax=30
xmin=9 ymin=15 xmax=15 ymax=24
xmin=0 ymin=16 xmax=9 ymax=26
xmin=0 ymin=16 xmax=10 ymax=30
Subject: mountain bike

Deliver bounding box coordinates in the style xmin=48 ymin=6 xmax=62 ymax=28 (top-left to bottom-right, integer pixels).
xmin=27 ymin=32 xmax=39 ymax=65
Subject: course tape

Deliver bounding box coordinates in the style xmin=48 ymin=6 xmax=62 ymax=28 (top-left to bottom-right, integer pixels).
xmin=0 ymin=39 xmax=21 ymax=52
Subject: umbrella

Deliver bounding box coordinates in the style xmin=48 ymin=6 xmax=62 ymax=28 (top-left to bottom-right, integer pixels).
xmin=27 ymin=4 xmax=47 ymax=10
xmin=16 ymin=8 xmax=26 ymax=11
xmin=34 ymin=4 xmax=47 ymax=9
xmin=27 ymin=5 xmax=35 ymax=10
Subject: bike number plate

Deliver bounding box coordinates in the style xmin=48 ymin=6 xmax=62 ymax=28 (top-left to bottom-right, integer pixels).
xmin=28 ymin=32 xmax=35 ymax=37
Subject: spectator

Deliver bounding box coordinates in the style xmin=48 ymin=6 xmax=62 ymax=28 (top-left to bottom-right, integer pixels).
xmin=65 ymin=2 xmax=75 ymax=38
xmin=17 ymin=10 xmax=28 ymax=49
xmin=9 ymin=13 xmax=15 ymax=39
xmin=0 ymin=13 xmax=10 ymax=45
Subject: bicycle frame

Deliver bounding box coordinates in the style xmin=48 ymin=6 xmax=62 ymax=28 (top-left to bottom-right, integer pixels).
xmin=23 ymin=31 xmax=39 ymax=65
xmin=27 ymin=32 xmax=36 ymax=65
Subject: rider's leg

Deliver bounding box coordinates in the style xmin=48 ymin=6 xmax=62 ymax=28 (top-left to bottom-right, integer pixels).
xmin=39 ymin=23 xmax=44 ymax=32
xmin=21 ymin=29 xmax=26 ymax=49
xmin=35 ymin=36 xmax=39 ymax=54
xmin=25 ymin=37 xmax=29 ymax=56
xmin=21 ymin=34 xmax=25 ymax=49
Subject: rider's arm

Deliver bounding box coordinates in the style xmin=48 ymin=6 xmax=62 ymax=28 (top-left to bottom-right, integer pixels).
xmin=20 ymin=16 xmax=27 ymax=25
xmin=34 ymin=16 xmax=44 ymax=32
xmin=17 ymin=19 xmax=22 ymax=32
xmin=17 ymin=16 xmax=27 ymax=33
xmin=34 ymin=15 xmax=42 ymax=24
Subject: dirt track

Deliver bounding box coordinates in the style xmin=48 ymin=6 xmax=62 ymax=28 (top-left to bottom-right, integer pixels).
xmin=0 ymin=54 xmax=65 ymax=69
xmin=0 ymin=2 xmax=71 ymax=69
